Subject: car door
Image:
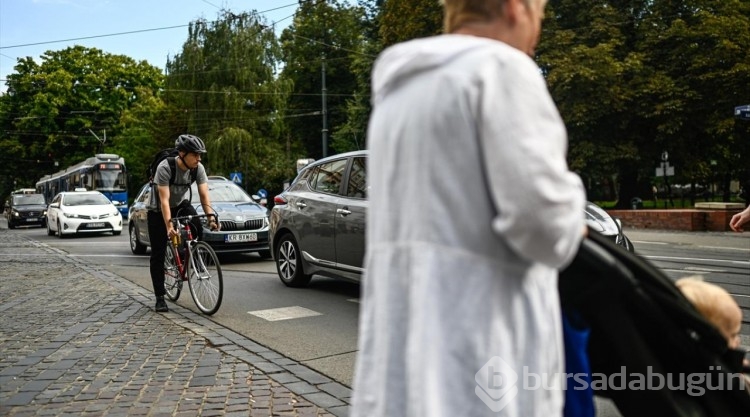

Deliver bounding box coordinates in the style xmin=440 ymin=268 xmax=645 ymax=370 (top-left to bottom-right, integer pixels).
xmin=47 ymin=193 xmax=62 ymax=230
xmin=293 ymin=158 xmax=348 ymax=267
xmin=131 ymin=185 xmax=151 ymax=245
xmin=334 ymin=156 xmax=367 ymax=274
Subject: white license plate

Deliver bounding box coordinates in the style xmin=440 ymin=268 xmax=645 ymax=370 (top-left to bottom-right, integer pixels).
xmin=225 ymin=233 xmax=257 ymax=243
xmin=24 ymin=218 xmax=38 ymax=222
xmin=89 ymin=222 xmax=105 ymax=228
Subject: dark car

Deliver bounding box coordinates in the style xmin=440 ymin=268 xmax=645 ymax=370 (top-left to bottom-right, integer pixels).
xmin=128 ymin=177 xmax=271 ymax=257
xmin=269 ymin=150 xmax=634 ymax=288
xmin=6 ymin=193 xmax=47 ymax=229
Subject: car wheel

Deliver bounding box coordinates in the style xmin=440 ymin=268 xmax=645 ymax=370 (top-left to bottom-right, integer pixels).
xmin=258 ymin=249 xmax=272 ymax=259
xmin=47 ymin=220 xmax=55 ymax=236
xmin=275 ymin=234 xmax=311 ymax=287
xmin=57 ymin=220 xmax=65 ymax=239
xmin=129 ymin=224 xmax=147 ymax=255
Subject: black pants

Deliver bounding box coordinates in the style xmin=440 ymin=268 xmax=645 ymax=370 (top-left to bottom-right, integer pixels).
xmin=147 ymin=203 xmax=202 ymax=298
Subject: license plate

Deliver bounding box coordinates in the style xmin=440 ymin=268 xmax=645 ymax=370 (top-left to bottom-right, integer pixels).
xmin=225 ymin=233 xmax=257 ymax=243
xmin=24 ymin=218 xmax=38 ymax=222
xmin=88 ymin=222 xmax=105 ymax=228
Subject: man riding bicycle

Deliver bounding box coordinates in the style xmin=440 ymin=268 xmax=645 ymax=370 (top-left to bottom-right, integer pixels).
xmin=147 ymin=134 xmax=220 ymax=312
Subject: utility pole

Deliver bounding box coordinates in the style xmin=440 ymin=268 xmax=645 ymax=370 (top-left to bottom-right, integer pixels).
xmin=321 ymin=55 xmax=328 ymax=158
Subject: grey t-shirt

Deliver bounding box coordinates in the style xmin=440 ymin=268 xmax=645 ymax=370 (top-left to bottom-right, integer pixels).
xmin=147 ymin=158 xmax=208 ymax=211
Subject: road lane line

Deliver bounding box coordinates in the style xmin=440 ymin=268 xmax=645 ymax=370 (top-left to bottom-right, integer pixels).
xmin=642 ymin=255 xmax=750 ymax=266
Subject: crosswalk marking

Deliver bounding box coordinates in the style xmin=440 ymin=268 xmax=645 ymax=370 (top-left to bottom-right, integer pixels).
xmin=248 ymin=306 xmax=322 ymax=321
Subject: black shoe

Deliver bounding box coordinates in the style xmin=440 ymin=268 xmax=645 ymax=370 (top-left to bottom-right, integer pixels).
xmin=155 ymin=297 xmax=168 ymax=312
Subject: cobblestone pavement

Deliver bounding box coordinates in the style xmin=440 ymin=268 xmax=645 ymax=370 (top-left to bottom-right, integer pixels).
xmin=0 ymin=229 xmax=349 ymax=416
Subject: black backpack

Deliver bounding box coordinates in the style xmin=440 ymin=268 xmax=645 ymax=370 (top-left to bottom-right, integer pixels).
xmin=147 ymin=148 xmax=197 ymax=187
xmin=147 ymin=148 xmax=199 ymax=210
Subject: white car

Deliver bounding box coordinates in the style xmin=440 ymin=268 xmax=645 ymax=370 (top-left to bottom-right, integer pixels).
xmin=46 ymin=190 xmax=123 ymax=238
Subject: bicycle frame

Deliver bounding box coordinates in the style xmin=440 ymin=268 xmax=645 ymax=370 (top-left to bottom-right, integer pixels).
xmin=165 ymin=212 xmax=223 ymax=315
xmin=170 ymin=220 xmax=196 ymax=280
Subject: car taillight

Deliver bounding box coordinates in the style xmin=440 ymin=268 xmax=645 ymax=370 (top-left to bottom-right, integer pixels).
xmin=273 ymin=195 xmax=288 ymax=205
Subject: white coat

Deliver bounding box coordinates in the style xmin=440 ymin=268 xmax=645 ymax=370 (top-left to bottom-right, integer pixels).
xmin=351 ymin=35 xmax=586 ymax=417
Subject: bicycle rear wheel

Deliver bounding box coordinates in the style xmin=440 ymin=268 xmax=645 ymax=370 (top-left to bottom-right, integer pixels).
xmin=187 ymin=241 xmax=223 ymax=315
xmin=163 ymin=244 xmax=182 ymax=301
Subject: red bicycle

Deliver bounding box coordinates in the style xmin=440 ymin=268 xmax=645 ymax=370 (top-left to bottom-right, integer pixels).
xmin=163 ymin=213 xmax=223 ymax=315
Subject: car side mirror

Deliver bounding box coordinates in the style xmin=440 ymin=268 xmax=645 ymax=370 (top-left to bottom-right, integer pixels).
xmin=251 ymin=194 xmax=261 ymax=203
xmin=49 ymin=203 xmax=60 ymax=208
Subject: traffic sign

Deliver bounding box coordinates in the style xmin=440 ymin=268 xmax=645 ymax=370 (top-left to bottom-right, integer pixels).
xmin=229 ymin=172 xmax=243 ymax=184
xmin=256 ymin=188 xmax=268 ymax=199
xmin=655 ymin=165 xmax=674 ymax=177
xmin=735 ymin=105 xmax=750 ymax=120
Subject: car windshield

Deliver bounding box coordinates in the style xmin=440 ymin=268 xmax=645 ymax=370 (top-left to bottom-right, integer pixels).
xmin=191 ymin=183 xmax=254 ymax=203
xmin=13 ymin=194 xmax=45 ymax=205
xmin=63 ymin=194 xmax=111 ymax=206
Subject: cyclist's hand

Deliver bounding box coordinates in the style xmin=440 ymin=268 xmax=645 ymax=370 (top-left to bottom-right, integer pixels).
xmin=208 ymin=219 xmax=220 ymax=231
xmin=167 ymin=225 xmax=179 ymax=238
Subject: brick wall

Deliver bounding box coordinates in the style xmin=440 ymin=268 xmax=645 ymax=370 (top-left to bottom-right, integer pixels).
xmin=607 ymin=209 xmax=744 ymax=231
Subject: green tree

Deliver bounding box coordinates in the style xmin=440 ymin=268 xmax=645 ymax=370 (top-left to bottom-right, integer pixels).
xmin=379 ymin=0 xmax=442 ymax=47
xmin=165 ymin=10 xmax=295 ymax=192
xmin=280 ymin=0 xmax=364 ymax=158
xmin=540 ymin=0 xmax=750 ymax=206
xmin=0 ymin=46 xmax=164 ymax=199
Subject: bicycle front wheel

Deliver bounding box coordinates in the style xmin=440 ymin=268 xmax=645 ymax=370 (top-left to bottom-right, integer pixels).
xmin=164 ymin=243 xmax=182 ymax=301
xmin=187 ymin=241 xmax=223 ymax=315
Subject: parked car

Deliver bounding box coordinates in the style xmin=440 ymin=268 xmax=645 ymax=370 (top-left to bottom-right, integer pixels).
xmin=46 ymin=190 xmax=122 ymax=237
xmin=584 ymin=201 xmax=634 ymax=251
xmin=128 ymin=177 xmax=271 ymax=257
xmin=6 ymin=193 xmax=47 ymax=229
xmin=269 ymin=150 xmax=634 ymax=288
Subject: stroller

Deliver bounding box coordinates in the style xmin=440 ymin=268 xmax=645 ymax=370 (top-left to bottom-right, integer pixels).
xmin=559 ymin=230 xmax=750 ymax=417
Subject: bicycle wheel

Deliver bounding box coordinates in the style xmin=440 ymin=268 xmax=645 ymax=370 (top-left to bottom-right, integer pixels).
xmin=187 ymin=241 xmax=223 ymax=315
xmin=163 ymin=244 xmax=182 ymax=301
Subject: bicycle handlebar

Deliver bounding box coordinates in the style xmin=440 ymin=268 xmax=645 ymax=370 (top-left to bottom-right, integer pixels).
xmin=170 ymin=213 xmax=218 ymax=226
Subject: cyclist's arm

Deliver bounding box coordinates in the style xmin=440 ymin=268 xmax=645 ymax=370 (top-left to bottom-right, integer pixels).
xmin=196 ymin=182 xmax=220 ymax=231
xmin=158 ymin=184 xmax=178 ymax=237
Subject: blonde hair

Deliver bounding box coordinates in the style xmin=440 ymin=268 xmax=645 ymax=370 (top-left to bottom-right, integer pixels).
xmin=441 ymin=0 xmax=537 ymax=33
xmin=676 ymin=276 xmax=741 ymax=347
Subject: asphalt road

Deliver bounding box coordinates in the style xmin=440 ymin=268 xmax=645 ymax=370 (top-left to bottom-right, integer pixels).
xmin=3 ymin=220 xmax=749 ymax=416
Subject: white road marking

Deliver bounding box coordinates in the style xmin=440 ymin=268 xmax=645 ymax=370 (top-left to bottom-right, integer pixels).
xmin=642 ymin=255 xmax=750 ymax=266
xmin=248 ymin=306 xmax=322 ymax=321
xmin=684 ymin=266 xmax=727 ymax=273
xmin=347 ymin=299 xmax=360 ymax=303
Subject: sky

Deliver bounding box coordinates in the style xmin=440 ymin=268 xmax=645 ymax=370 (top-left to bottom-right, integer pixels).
xmin=0 ymin=0 xmax=299 ymax=92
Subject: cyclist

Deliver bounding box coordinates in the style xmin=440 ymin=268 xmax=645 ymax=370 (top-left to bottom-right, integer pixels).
xmin=147 ymin=134 xmax=220 ymax=312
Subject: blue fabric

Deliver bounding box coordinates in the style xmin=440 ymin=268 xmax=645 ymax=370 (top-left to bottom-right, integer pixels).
xmin=563 ymin=311 xmax=595 ymax=417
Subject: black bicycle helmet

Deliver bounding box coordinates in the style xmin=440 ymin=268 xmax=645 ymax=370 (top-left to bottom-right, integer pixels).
xmin=175 ymin=134 xmax=207 ymax=153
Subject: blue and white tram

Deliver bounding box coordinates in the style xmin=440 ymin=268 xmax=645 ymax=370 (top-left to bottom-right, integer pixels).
xmin=36 ymin=153 xmax=129 ymax=218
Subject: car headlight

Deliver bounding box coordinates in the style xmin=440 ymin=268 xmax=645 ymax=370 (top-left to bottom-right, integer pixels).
xmin=42 ymin=210 xmax=47 ymax=216
xmin=62 ymin=212 xmax=81 ymax=218
xmin=12 ymin=210 xmax=19 ymax=217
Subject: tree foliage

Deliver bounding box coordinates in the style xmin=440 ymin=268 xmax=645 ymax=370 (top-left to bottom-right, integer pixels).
xmin=0 ymin=46 xmax=163 ymax=201
xmin=2 ymin=0 xmax=749 ymax=207
xmin=165 ymin=10 xmax=296 ymax=192
xmin=280 ymin=0 xmax=364 ymax=158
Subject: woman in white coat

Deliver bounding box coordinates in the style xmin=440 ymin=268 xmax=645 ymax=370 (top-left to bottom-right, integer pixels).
xmin=351 ymin=1 xmax=587 ymax=416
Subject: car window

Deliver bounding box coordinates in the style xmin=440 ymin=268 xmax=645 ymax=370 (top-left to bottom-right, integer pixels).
xmin=13 ymin=194 xmax=45 ymax=205
xmin=346 ymin=157 xmax=367 ymax=199
xmin=191 ymin=182 xmax=254 ymax=203
xmin=312 ymin=159 xmax=347 ymax=195
xmin=137 ymin=186 xmax=151 ymax=203
xmin=64 ymin=194 xmax=111 ymax=206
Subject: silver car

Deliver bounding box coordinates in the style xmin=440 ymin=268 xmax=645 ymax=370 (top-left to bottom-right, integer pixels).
xmin=270 ymin=150 xmax=633 ymax=287
xmin=129 ymin=178 xmax=271 ymax=257
xmin=270 ymin=151 xmax=367 ymax=287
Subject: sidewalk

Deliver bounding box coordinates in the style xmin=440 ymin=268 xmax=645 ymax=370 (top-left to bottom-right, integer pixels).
xmin=0 ymin=229 xmax=350 ymax=416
